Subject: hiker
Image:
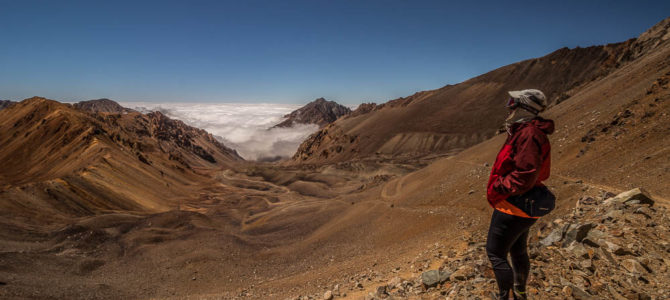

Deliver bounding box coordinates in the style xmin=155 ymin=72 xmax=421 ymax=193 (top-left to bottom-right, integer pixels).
xmin=485 ymin=89 xmax=555 ymax=299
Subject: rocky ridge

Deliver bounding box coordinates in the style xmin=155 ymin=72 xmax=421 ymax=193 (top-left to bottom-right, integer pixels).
xmin=73 ymin=98 xmax=134 ymax=114
xmin=0 ymin=100 xmax=16 ymax=110
xmin=290 ymin=188 xmax=670 ymax=299
xmin=274 ymin=98 xmax=351 ymax=128
xmin=145 ymin=110 xmax=243 ymax=164
xmin=0 ymin=97 xmax=242 ymax=218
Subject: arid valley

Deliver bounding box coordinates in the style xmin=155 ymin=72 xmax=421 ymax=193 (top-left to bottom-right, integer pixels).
xmin=1 ymin=13 xmax=670 ymax=300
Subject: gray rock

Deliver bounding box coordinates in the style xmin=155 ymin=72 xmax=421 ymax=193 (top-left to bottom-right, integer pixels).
xmin=449 ymin=265 xmax=474 ymax=281
xmin=567 ymin=242 xmax=590 ymax=258
xmin=562 ymin=223 xmax=595 ymax=246
xmin=323 ymin=290 xmax=333 ymax=300
xmin=569 ymin=283 xmax=595 ymax=300
xmin=541 ymin=223 xmax=570 ymax=246
xmin=420 ymin=269 xmax=450 ymax=287
xmin=599 ymin=247 xmax=618 ymax=265
xmin=634 ymin=206 xmax=653 ymax=219
xmin=580 ymin=259 xmax=595 ymax=273
xmin=577 ymin=196 xmax=597 ymax=206
xmin=605 ymin=240 xmax=632 ymax=256
xmin=375 ymin=285 xmax=387 ymax=297
xmin=605 ymin=209 xmax=624 ymax=220
xmin=604 ymin=188 xmax=654 ymax=206
xmin=582 ymin=229 xmax=611 ymax=248
xmin=622 ymin=259 xmax=647 ymax=274
xmin=600 ymin=191 xmax=617 ymax=200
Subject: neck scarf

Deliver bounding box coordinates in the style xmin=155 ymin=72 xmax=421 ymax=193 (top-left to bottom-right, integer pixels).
xmin=504 ymin=109 xmax=537 ymax=135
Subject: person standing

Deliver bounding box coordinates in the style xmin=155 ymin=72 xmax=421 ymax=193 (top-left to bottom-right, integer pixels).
xmin=486 ymin=89 xmax=555 ymax=299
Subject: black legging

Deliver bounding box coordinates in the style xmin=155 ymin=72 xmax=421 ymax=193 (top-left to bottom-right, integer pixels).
xmin=486 ymin=209 xmax=537 ymax=299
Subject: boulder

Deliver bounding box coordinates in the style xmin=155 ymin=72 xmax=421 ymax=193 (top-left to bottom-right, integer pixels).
xmin=604 ymin=209 xmax=624 ymax=221
xmin=375 ymin=285 xmax=388 ymax=297
xmin=540 ymin=223 xmax=570 ymax=246
xmin=420 ymin=269 xmax=450 ymax=288
xmin=570 ymin=284 xmax=595 ymax=300
xmin=604 ymin=240 xmax=632 ymax=256
xmin=449 ymin=265 xmax=474 ymax=281
xmin=562 ymin=223 xmax=595 ymax=246
xmin=582 ymin=229 xmax=610 ymax=248
xmin=567 ymin=242 xmax=590 ymax=258
xmin=323 ymin=290 xmax=333 ymax=300
xmin=598 ymin=247 xmax=618 ymax=265
xmin=580 ymin=259 xmax=595 ymax=273
xmin=604 ymin=188 xmax=654 ymax=206
xmin=622 ymin=259 xmax=648 ymax=274
xmin=634 ymin=207 xmax=653 ymax=219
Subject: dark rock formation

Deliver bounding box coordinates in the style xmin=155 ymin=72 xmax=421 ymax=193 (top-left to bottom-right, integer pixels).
xmin=73 ymin=98 xmax=133 ymax=114
xmin=145 ymin=111 xmax=243 ymax=163
xmin=273 ymin=98 xmax=351 ymax=128
xmin=0 ymin=100 xmax=16 ymax=111
xmin=347 ymin=102 xmax=378 ymax=118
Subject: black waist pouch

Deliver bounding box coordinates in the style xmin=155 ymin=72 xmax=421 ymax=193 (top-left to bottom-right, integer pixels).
xmin=507 ymin=185 xmax=556 ymax=217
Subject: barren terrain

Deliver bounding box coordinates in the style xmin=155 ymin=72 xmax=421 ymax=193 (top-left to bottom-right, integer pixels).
xmin=0 ymin=17 xmax=669 ymax=300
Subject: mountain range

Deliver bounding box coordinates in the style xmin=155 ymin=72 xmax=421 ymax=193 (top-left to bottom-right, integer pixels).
xmin=0 ymin=16 xmax=668 ymax=300
xmin=293 ymin=18 xmax=670 ymax=163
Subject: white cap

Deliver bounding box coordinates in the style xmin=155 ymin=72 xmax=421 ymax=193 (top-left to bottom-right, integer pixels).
xmin=508 ymin=89 xmax=547 ymax=114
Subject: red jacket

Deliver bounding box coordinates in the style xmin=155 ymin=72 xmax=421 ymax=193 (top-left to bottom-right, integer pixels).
xmin=487 ymin=117 xmax=554 ymax=218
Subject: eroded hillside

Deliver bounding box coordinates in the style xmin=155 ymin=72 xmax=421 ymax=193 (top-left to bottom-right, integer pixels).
xmin=292 ymin=17 xmax=670 ymax=164
xmin=0 ymin=97 xmax=242 ymax=221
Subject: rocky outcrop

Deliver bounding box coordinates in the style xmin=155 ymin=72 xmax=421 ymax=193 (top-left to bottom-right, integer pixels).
xmin=273 ymin=98 xmax=351 ymax=128
xmin=73 ymin=98 xmax=133 ymax=114
xmin=291 ymin=124 xmax=359 ymax=162
xmin=0 ymin=100 xmax=16 ymax=111
xmin=347 ymin=102 xmax=378 ymax=118
xmin=292 ymin=188 xmax=670 ymax=299
xmin=145 ymin=111 xmax=243 ymax=164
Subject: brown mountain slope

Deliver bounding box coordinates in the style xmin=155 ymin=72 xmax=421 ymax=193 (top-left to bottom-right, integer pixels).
xmin=293 ymin=17 xmax=670 ymax=164
xmin=273 ymin=97 xmax=351 ymax=128
xmin=0 ymin=97 xmax=242 ymax=221
xmin=286 ymin=17 xmax=670 ymax=300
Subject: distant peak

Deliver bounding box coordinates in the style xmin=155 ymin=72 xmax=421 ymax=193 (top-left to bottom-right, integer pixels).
xmin=272 ymin=98 xmax=351 ymax=128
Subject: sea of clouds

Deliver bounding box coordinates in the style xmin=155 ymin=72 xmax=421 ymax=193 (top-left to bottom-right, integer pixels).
xmin=119 ymin=102 xmax=320 ymax=161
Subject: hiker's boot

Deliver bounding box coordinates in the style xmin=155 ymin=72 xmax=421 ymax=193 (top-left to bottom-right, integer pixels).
xmin=513 ymin=285 xmax=527 ymax=300
xmin=496 ymin=290 xmax=511 ymax=300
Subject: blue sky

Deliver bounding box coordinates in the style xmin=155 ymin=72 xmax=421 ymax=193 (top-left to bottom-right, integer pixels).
xmin=1 ymin=1 xmax=668 ymax=104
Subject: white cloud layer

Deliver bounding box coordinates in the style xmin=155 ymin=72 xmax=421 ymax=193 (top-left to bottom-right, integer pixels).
xmin=120 ymin=102 xmax=319 ymax=161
